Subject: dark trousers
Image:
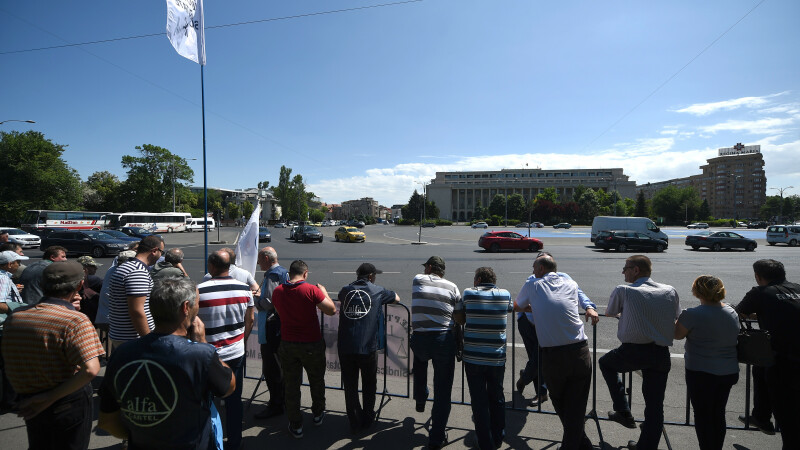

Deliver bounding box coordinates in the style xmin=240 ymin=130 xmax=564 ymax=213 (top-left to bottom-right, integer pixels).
xmin=599 ymin=343 xmax=670 ymax=450
xmin=686 ymin=369 xmax=738 ymax=450
xmin=411 ymin=330 xmax=456 ymax=446
xmin=541 ymin=341 xmax=592 ymax=450
xmin=260 ymin=320 xmax=284 ymax=409
xmin=517 ymin=315 xmax=547 ymax=396
xmin=465 ymin=363 xmax=506 ymax=450
xmin=279 ymin=340 xmax=326 ymax=429
xmin=339 ymin=351 xmax=378 ymax=430
xmin=751 ymin=365 xmax=772 ymax=422
xmin=24 ymin=383 xmax=93 ymax=450
xmin=222 ymin=355 xmax=245 ymax=450
xmin=765 ymin=356 xmax=800 ymax=449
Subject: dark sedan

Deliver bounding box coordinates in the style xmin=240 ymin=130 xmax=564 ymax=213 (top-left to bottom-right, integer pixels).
xmin=478 ymin=231 xmax=543 ymax=253
xmin=685 ymin=231 xmax=757 ymax=251
xmin=259 ymin=227 xmax=272 ymax=242
xmin=553 ymin=223 xmax=572 ymax=229
xmin=294 ymin=225 xmax=323 ymax=243
xmin=594 ymin=230 xmax=668 ymax=252
xmin=121 ymin=227 xmax=162 ymax=239
xmin=40 ymin=230 xmax=130 ymax=257
xmin=100 ymin=229 xmax=141 ymax=243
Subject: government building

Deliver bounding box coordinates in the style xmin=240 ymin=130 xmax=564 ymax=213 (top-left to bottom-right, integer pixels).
xmin=426 ymin=168 xmax=636 ymax=222
xmin=637 ymin=143 xmax=766 ymax=220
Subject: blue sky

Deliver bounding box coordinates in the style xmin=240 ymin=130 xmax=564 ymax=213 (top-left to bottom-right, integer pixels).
xmin=2 ymin=0 xmax=799 ymax=207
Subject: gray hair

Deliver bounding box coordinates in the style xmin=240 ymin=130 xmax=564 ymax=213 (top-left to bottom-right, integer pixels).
xmin=42 ymin=278 xmax=83 ymax=298
xmin=164 ymin=248 xmax=184 ymax=265
xmin=534 ymin=255 xmax=557 ymax=273
xmin=259 ymin=247 xmax=277 ymax=265
xmin=149 ymin=277 xmax=197 ymax=324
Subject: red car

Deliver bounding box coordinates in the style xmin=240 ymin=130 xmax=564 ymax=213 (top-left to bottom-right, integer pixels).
xmin=478 ymin=231 xmax=543 ymax=253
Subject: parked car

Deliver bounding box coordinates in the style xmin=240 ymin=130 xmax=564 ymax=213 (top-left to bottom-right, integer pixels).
xmin=294 ymin=225 xmax=323 ymax=243
xmin=258 ymin=227 xmax=271 ymax=242
xmin=747 ymin=221 xmax=769 ymax=229
xmin=422 ymin=222 xmax=436 ymax=228
xmin=99 ymin=229 xmax=141 ymax=243
xmin=478 ymin=231 xmax=543 ymax=253
xmin=185 ymin=218 xmax=216 ymax=232
xmin=594 ymin=230 xmax=668 ymax=252
xmin=40 ymin=230 xmax=130 ymax=257
xmin=29 ymin=227 xmax=69 ymax=238
xmin=335 ymin=226 xmax=366 ymax=243
xmin=532 ymin=222 xmax=544 ymax=228
xmin=471 ymin=222 xmax=489 ymax=229
xmin=685 ymin=231 xmax=757 ymax=251
xmin=121 ymin=227 xmax=162 ymax=239
xmin=516 ymin=222 xmax=529 ymax=228
xmin=591 ymin=216 xmax=667 ymax=243
xmin=273 ymin=223 xmax=287 ymax=228
xmin=553 ymin=223 xmax=572 ymax=229
xmin=347 ymin=220 xmax=366 ymax=228
xmin=686 ymin=223 xmax=709 ymax=229
xmin=0 ymin=227 xmax=41 ymax=249
xmin=766 ymin=225 xmax=800 ymax=246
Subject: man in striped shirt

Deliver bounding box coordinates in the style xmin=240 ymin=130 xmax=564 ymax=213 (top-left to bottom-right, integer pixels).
xmin=411 ymin=256 xmax=462 ymax=450
xmin=454 ymin=267 xmax=513 ymax=450
xmin=197 ymin=250 xmax=254 ymax=450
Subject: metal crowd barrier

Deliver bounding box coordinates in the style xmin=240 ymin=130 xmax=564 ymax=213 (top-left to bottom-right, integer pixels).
xmin=244 ymin=308 xmax=770 ymax=448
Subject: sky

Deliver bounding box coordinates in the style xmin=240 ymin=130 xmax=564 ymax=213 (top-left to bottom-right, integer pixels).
xmin=2 ymin=0 xmax=799 ymax=207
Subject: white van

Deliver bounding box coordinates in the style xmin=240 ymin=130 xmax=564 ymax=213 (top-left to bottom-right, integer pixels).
xmin=591 ymin=216 xmax=668 ymax=243
xmin=766 ymin=225 xmax=800 ymax=246
xmin=186 ymin=217 xmax=215 ymax=232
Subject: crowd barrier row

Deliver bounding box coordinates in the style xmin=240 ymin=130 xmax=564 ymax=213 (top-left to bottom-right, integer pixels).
xmin=239 ymin=304 xmax=770 ymax=450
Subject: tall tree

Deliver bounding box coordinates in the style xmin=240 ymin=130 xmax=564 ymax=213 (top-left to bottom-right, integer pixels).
xmin=635 ymin=190 xmax=648 ymax=217
xmin=488 ymin=193 xmax=506 ymax=217
xmin=535 ymin=188 xmax=559 ymax=204
xmin=273 ymin=166 xmax=312 ymax=221
xmin=507 ymin=193 xmax=526 ymax=221
xmin=577 ymin=189 xmax=600 ymax=223
xmin=473 ymin=199 xmax=488 ymax=221
xmin=401 ymin=190 xmax=424 ymax=222
xmin=84 ymin=171 xmax=122 ymax=211
xmin=698 ymin=199 xmax=711 ymax=220
xmin=651 ymin=186 xmax=700 ymax=223
xmin=118 ymin=144 xmax=194 ymax=212
xmin=0 ymin=131 xmax=82 ymax=225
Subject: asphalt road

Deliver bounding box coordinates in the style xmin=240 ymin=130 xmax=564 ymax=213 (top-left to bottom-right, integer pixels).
xmin=7 ymin=224 xmax=793 ymax=449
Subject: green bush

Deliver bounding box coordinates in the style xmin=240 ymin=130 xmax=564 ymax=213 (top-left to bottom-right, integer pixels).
xmin=435 ymin=219 xmax=453 ymax=226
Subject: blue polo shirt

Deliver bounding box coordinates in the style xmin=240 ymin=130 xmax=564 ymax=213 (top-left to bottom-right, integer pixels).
xmin=337 ymin=279 xmax=397 ymax=355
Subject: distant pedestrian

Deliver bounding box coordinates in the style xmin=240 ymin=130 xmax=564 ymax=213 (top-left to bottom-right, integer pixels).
xmin=272 ymin=260 xmax=337 ymax=439
xmin=455 ymin=267 xmax=513 ymax=450
xmin=411 ymin=256 xmax=461 ymax=450
xmin=601 ymin=255 xmax=681 ymax=450
xmin=337 ymin=263 xmax=399 ymax=433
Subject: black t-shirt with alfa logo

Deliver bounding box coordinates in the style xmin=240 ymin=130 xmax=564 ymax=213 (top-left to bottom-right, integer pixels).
xmin=337 ymin=279 xmax=396 ymax=355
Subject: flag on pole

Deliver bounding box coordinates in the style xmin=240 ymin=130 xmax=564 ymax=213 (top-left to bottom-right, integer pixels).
xmin=235 ymin=203 xmax=261 ymax=277
xmin=166 ymin=0 xmax=206 ymax=65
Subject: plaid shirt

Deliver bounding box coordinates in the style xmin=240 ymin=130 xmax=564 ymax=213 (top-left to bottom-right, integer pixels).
xmin=0 ymin=269 xmax=22 ymax=304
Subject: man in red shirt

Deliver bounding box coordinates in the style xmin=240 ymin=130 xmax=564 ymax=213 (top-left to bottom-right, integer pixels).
xmin=271 ymin=260 xmax=336 ymax=439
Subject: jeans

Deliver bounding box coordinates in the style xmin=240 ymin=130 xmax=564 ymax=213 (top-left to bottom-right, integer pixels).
xmin=765 ymin=356 xmax=800 ymax=450
xmin=541 ymin=341 xmax=593 ymax=450
xmin=412 ymin=330 xmax=456 ymax=446
xmin=685 ymin=369 xmax=738 ymax=450
xmin=465 ymin=363 xmax=506 ymax=450
xmin=24 ymin=383 xmax=93 ymax=450
xmin=339 ymin=351 xmax=378 ymax=430
xmin=279 ymin=340 xmax=326 ymax=429
xmin=222 ymin=355 xmax=245 ymax=450
xmin=260 ymin=319 xmax=284 ymax=409
xmin=517 ymin=315 xmax=547 ymax=396
xmin=599 ymin=343 xmax=670 ymax=450
xmin=750 ymin=365 xmax=771 ymax=422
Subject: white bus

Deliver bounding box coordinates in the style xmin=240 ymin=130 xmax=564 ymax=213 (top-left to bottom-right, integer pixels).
xmin=106 ymin=212 xmax=188 ymax=233
xmin=22 ymin=210 xmax=112 ymax=232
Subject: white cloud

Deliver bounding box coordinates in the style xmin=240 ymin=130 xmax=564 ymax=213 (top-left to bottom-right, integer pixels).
xmin=699 ymin=118 xmax=794 ymax=135
xmin=674 ymin=93 xmax=784 ymax=116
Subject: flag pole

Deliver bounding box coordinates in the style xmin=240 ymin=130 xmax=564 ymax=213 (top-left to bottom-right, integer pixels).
xmin=201 ymin=64 xmax=208 ymax=274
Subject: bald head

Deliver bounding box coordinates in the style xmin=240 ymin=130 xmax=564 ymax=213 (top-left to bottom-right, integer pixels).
xmin=208 ymin=250 xmax=231 ymax=277
xmin=533 ymin=255 xmax=557 ymax=277
xmin=258 ymin=246 xmax=278 ymax=270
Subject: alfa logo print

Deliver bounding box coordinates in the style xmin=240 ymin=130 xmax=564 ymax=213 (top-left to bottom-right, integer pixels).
xmin=115 ymin=360 xmax=178 ymax=427
xmin=343 ymin=289 xmax=372 ymax=320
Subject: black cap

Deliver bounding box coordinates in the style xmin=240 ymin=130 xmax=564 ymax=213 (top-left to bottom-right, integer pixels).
xmin=356 ymin=263 xmax=382 ymax=278
xmin=422 ymin=256 xmax=445 ymax=271
xmin=42 ymin=261 xmax=85 ymax=284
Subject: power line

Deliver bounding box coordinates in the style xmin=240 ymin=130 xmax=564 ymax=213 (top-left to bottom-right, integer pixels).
xmin=0 ymin=0 xmax=424 ymax=56
xmin=584 ymin=0 xmax=767 ymax=149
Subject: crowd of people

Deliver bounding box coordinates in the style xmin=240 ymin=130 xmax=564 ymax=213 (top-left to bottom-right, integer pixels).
xmin=0 ymin=228 xmax=797 ymax=450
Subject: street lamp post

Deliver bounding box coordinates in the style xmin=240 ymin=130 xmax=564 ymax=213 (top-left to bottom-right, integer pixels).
xmin=770 ymin=186 xmax=794 ymax=221
xmin=172 ymin=157 xmax=197 ymax=212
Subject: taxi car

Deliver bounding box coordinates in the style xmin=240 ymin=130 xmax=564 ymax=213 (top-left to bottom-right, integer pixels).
xmin=335 ymin=226 xmax=366 ymax=243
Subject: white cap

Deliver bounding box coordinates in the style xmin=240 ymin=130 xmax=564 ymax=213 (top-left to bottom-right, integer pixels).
xmin=0 ymin=250 xmax=29 ymax=265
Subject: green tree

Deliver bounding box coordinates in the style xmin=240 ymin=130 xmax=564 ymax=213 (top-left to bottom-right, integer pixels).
xmin=425 ymin=200 xmax=440 ymax=221
xmin=227 ymin=203 xmax=241 ymax=220
xmin=0 ymin=131 xmax=82 ymax=225
xmin=401 ymin=190 xmax=424 ymax=223
xmin=507 ymin=193 xmax=526 ymax=221
xmin=577 ymin=189 xmax=600 ymax=223
xmin=488 ymin=194 xmax=506 ymax=217
xmin=760 ymin=196 xmax=782 ymax=220
xmin=572 ymin=185 xmax=588 ymax=203
xmin=635 ymin=190 xmax=648 ymax=217
xmin=623 ymin=198 xmax=636 ymax=216
xmin=118 ymin=144 xmax=194 ymax=212
xmin=651 ymin=186 xmax=701 ymax=223
xmin=84 ymin=171 xmax=122 ymax=211
xmin=273 ymin=166 xmax=313 ymax=221
xmin=257 ymin=181 xmax=270 ymax=190
xmin=473 ymin=199 xmax=488 ymax=221
xmin=535 ymin=188 xmax=559 ymax=204
xmin=309 ymin=208 xmax=326 ymax=222
xmin=698 ymin=199 xmax=711 ymax=220
xmin=241 ymin=201 xmax=255 ymax=219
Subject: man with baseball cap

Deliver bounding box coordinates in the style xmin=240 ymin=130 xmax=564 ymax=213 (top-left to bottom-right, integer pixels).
xmin=1 ymin=261 xmax=105 ymax=449
xmin=337 ymin=263 xmax=400 ymax=433
xmin=0 ymin=251 xmax=28 ymax=307
xmin=411 ymin=256 xmax=462 ymax=449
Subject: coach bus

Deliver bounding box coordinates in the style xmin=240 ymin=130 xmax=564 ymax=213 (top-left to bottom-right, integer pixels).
xmin=105 ymin=212 xmax=188 ymax=233
xmin=22 ymin=210 xmax=112 ymax=232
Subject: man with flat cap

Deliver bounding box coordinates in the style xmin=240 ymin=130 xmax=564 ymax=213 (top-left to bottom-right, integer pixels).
xmin=337 ymin=263 xmax=400 ymax=433
xmin=411 ymin=256 xmax=462 ymax=450
xmin=1 ymin=261 xmax=105 ymax=449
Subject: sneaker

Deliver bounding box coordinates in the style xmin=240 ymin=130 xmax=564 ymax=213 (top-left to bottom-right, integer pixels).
xmin=738 ymin=414 xmax=776 ymax=435
xmin=287 ymin=424 xmax=303 ymax=439
xmin=313 ymin=410 xmax=325 ymax=426
xmin=528 ymin=393 xmax=548 ymax=407
xmin=516 ymin=370 xmax=527 ymax=393
xmin=608 ymin=411 xmax=636 ymax=429
xmin=626 ymin=440 xmax=638 ymax=449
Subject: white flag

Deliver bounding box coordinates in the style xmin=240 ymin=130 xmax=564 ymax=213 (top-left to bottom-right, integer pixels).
xmin=166 ymin=0 xmax=206 ymax=65
xmin=235 ymin=203 xmax=261 ymax=277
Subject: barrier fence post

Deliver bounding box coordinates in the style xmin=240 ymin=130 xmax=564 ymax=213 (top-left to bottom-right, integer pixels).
xmin=588 ymin=320 xmax=605 ymax=446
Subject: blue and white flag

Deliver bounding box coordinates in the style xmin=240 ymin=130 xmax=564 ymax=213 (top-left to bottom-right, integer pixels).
xmin=166 ymin=0 xmax=206 ymax=65
xmin=235 ymin=203 xmax=261 ymax=277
